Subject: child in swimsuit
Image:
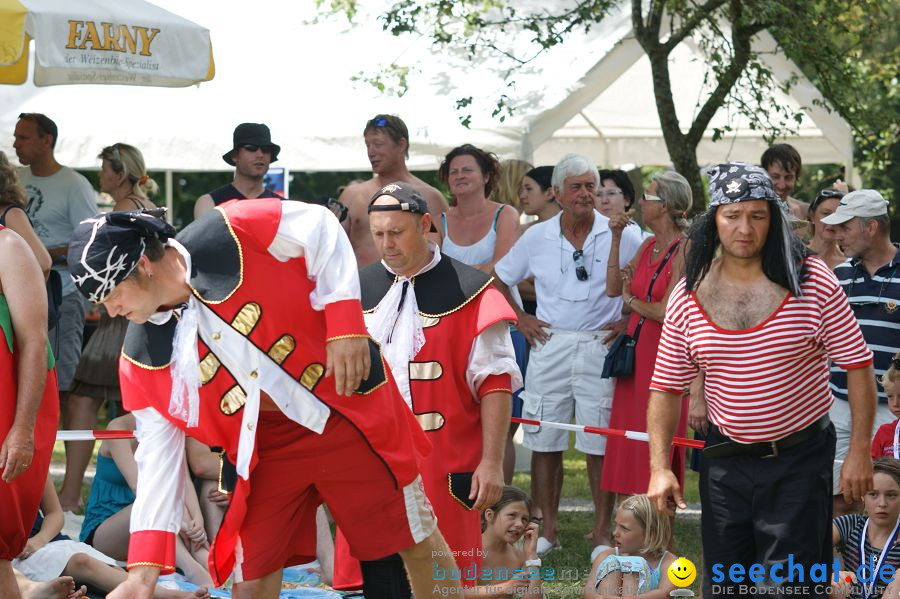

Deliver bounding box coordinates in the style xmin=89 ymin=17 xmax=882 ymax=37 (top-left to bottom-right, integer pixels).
xmin=585 ymin=494 xmax=678 ymax=598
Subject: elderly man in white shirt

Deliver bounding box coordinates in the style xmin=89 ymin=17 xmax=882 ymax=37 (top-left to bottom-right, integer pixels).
xmin=492 ymin=154 xmax=642 ymax=555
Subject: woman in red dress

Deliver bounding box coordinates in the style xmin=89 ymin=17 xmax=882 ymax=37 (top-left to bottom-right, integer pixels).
xmin=601 ymin=171 xmax=693 ymax=499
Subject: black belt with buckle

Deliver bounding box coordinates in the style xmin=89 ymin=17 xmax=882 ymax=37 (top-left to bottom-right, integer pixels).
xmin=702 ymin=414 xmax=830 ymax=459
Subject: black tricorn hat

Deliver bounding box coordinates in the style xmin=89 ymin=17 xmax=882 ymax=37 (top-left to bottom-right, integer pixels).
xmin=222 ymin=122 xmax=281 ymax=166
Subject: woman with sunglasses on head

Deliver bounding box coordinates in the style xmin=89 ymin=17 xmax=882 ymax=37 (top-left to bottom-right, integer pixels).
xmin=56 ymin=144 xmax=157 ymax=513
xmin=438 ymin=144 xmax=521 ymax=274
xmin=601 ymin=172 xmax=692 ymax=513
xmin=808 ymin=186 xmax=848 ymax=270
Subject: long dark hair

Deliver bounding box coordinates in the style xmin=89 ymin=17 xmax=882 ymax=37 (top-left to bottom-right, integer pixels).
xmin=685 ymin=202 xmax=810 ymax=296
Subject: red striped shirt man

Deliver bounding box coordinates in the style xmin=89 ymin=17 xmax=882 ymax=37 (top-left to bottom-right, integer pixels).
xmin=650 ymin=258 xmax=872 ymax=443
xmin=646 ymin=161 xmax=877 ymax=598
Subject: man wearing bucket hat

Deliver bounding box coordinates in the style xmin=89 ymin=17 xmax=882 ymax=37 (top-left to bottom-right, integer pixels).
xmin=822 ymin=190 xmax=900 ymax=517
xmin=193 ymin=123 xmax=283 ymax=218
xmin=646 ymin=162 xmax=876 ymax=597
xmin=66 ymin=204 xmax=462 ymax=599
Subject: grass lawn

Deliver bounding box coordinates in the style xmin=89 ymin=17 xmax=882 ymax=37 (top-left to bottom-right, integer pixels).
xmin=53 ymin=423 xmax=704 ymax=597
xmin=512 ymin=447 xmax=703 ymax=598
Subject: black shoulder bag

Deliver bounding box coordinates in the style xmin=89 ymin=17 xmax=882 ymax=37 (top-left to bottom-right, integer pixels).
xmin=601 ymin=239 xmax=681 ymax=379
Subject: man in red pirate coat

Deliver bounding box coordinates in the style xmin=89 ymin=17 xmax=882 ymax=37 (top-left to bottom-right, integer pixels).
xmin=66 ymin=202 xmax=464 ymax=599
xmin=0 ymin=227 xmax=59 ymax=598
xmin=333 ymin=182 xmax=523 ymax=597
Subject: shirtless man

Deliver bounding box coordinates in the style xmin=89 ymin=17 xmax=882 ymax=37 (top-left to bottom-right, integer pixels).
xmin=760 ymin=143 xmax=809 ymax=223
xmin=339 ymin=114 xmax=448 ymax=267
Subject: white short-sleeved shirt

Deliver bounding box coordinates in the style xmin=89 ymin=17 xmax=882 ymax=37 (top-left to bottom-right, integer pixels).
xmin=495 ymin=210 xmax=642 ymax=331
xmin=19 ymin=166 xmax=98 ymax=296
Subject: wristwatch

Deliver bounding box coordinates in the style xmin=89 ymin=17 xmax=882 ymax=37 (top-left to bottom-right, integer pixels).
xmin=525 ymin=558 xmax=541 ymax=568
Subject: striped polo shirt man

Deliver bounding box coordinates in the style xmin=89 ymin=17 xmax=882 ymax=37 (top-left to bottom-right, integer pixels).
xmin=822 ymin=189 xmax=898 ymax=499
xmin=829 ymin=248 xmax=900 ymax=403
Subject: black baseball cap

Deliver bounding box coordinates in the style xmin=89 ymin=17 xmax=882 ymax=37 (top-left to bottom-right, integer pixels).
xmin=367 ymin=182 xmax=436 ymax=232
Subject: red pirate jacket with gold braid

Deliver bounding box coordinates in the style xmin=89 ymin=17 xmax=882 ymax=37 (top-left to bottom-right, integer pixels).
xmin=117 ymin=199 xmax=429 ymax=585
xmin=358 ymin=256 xmax=517 ymax=566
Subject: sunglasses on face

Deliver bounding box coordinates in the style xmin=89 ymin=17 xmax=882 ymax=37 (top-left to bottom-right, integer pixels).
xmin=573 ymin=250 xmax=588 ymax=281
xmin=642 ymin=193 xmax=663 ymax=202
xmin=239 ymin=144 xmax=273 ymax=154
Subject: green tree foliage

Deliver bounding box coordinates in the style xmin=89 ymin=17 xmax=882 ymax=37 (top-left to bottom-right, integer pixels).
xmin=318 ymin=0 xmax=898 ymax=207
xmin=773 ymin=1 xmax=899 ymax=200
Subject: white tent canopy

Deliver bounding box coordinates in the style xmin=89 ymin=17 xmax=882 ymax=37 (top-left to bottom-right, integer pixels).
xmin=0 ymin=0 xmax=853 ymax=179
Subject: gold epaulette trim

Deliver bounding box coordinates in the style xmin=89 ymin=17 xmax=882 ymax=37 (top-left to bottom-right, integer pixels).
xmin=418 ymin=276 xmax=493 ymax=318
xmin=326 ymin=334 xmax=371 ymax=341
xmin=363 ymin=274 xmax=493 ymax=318
xmin=120 ymin=351 xmax=170 ymax=371
xmin=447 ymin=474 xmax=474 ymax=511
xmin=127 ymin=561 xmax=174 ymax=570
xmin=191 ymin=207 xmax=244 ymax=305
xmin=217 ymin=450 xmax=231 ymax=495
xmin=479 ymin=387 xmax=512 ymax=397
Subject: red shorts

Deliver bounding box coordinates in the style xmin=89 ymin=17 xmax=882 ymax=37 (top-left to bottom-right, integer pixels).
xmin=233 ymin=410 xmax=435 ymax=582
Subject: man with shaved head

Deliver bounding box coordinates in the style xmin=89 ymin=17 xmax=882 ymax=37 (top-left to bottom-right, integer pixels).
xmin=334 ymin=182 xmax=523 ymax=598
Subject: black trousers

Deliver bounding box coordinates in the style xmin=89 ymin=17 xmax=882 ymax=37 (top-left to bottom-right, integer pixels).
xmin=700 ymin=423 xmax=836 ymax=598
xmin=360 ymin=553 xmax=411 ymax=599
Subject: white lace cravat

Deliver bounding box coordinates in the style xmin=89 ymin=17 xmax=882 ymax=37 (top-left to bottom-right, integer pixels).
xmin=168 ymin=295 xmax=201 ymax=427
xmin=368 ymin=277 xmax=425 ymax=377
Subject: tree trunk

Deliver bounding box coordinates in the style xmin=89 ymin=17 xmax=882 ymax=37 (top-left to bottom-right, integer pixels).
xmin=635 ymin=32 xmax=707 ymax=212
xmin=669 ymin=144 xmax=706 ymax=214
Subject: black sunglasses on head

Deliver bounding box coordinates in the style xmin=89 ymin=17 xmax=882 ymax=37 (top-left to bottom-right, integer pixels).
xmin=810 ymin=188 xmax=845 ymax=214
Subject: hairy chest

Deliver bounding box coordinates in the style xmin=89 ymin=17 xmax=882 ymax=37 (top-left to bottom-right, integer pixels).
xmin=696 ymin=280 xmax=787 ymax=330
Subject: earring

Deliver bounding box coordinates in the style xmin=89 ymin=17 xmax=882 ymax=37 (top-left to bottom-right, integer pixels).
xmin=147 ymin=271 xmax=154 ymax=279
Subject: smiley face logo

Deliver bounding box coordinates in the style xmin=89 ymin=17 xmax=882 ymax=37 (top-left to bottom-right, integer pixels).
xmin=667 ymin=557 xmax=697 ymax=587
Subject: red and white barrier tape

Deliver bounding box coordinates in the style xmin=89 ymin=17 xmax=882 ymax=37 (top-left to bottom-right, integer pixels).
xmin=510 ymin=417 xmax=704 ymax=449
xmin=57 ymin=419 xmax=704 ymax=449
xmin=56 ymin=430 xmax=135 ymax=441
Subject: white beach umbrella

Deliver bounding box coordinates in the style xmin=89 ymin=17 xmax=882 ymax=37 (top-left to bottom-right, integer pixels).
xmin=0 ymin=0 xmax=213 ymax=87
